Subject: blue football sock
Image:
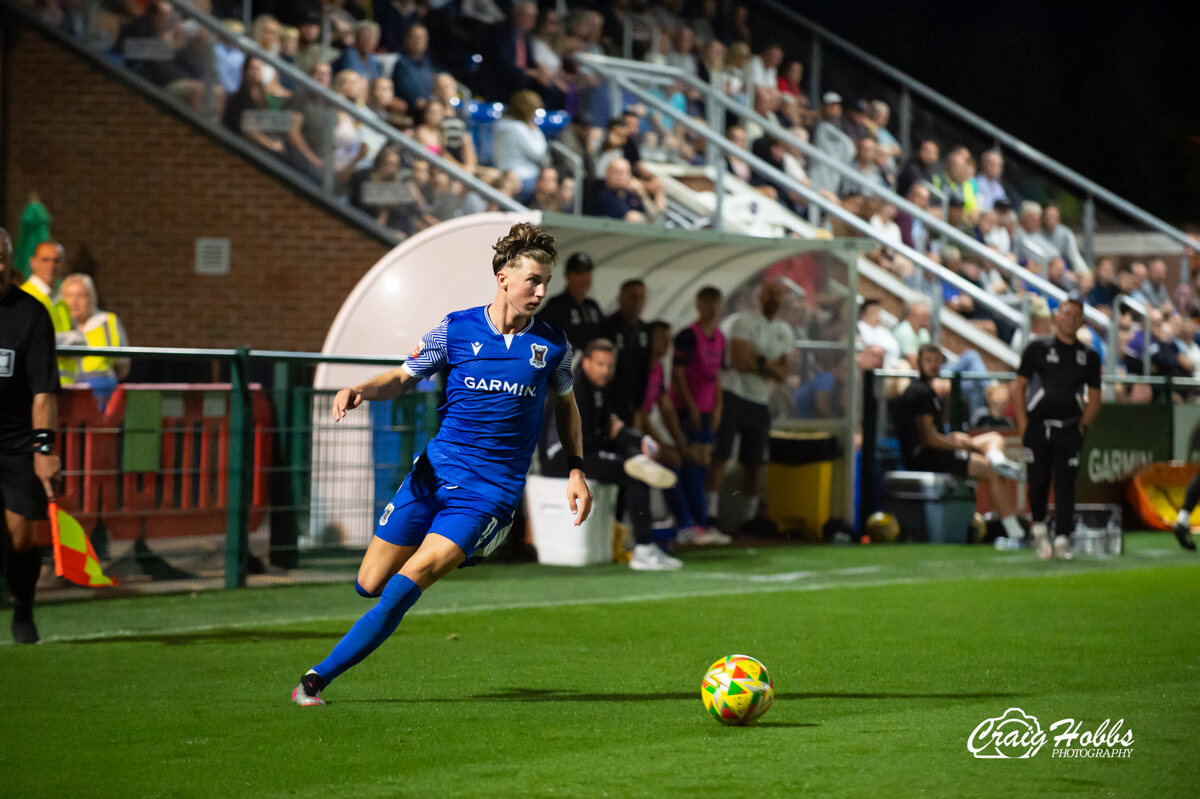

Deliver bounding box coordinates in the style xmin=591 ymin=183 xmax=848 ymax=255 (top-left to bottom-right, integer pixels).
xmin=313 ymin=574 xmax=422 ymax=683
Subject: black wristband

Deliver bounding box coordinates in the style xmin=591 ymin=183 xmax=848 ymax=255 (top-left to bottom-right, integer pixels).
xmin=567 ymin=455 xmax=585 ymax=473
xmin=33 ymin=429 xmax=56 ymax=455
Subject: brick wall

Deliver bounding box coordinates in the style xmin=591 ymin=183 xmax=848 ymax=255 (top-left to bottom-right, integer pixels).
xmin=2 ymin=24 xmax=390 ymax=351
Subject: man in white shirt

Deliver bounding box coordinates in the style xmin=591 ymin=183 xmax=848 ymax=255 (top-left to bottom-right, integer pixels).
xmin=710 ymin=282 xmax=794 ymax=533
xmin=748 ymin=43 xmax=783 ymax=90
xmin=856 ymin=299 xmax=901 ymax=365
xmin=891 ymin=300 xmax=933 ymax=366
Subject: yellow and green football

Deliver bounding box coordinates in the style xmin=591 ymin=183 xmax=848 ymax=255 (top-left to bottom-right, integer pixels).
xmin=701 ymin=654 xmax=774 ymax=725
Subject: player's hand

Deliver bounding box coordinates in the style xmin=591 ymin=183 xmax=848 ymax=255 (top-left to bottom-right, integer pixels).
xmin=331 ymin=387 xmax=362 ymax=422
xmin=567 ymin=469 xmax=593 ymax=526
xmin=33 ymin=452 xmax=62 ymax=504
xmin=688 ymin=407 xmax=701 ymax=430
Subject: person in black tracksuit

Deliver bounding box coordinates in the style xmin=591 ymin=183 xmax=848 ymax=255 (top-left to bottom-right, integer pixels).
xmin=1171 ymin=471 xmax=1199 ymax=551
xmin=1012 ymin=298 xmax=1102 ymax=560
xmin=0 ymin=227 xmax=63 ymax=643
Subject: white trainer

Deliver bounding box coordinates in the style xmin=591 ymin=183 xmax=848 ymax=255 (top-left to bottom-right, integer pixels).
xmin=692 ymin=527 xmax=732 ymax=546
xmin=1032 ymin=522 xmax=1052 ymax=560
xmin=676 ymin=525 xmax=704 ymax=545
xmin=623 ymin=455 xmax=678 ymax=489
xmin=630 ymin=543 xmax=683 ymax=571
xmin=1053 ymin=535 xmax=1074 ymax=561
xmin=990 ymin=456 xmax=1027 ymax=482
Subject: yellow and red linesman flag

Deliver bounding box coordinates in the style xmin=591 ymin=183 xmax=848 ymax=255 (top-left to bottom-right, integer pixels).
xmin=49 ymin=503 xmax=118 ymax=587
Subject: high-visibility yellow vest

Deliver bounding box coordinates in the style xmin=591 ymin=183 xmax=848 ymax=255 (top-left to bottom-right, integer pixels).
xmin=63 ymin=311 xmax=126 ymax=385
xmin=20 ymin=277 xmax=76 ymax=384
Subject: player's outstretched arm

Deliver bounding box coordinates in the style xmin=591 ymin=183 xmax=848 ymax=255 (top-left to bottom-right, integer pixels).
xmin=553 ymin=391 xmax=593 ymax=526
xmin=332 ymin=367 xmax=417 ymax=422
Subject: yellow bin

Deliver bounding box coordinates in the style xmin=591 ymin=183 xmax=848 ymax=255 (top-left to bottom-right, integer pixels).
xmin=766 ymin=431 xmax=839 ymax=540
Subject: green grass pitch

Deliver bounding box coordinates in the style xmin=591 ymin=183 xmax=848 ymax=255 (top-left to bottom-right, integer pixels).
xmin=2 ymin=534 xmax=1197 ymax=798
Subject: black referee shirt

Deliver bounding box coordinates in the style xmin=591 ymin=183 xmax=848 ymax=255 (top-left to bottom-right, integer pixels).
xmin=573 ymin=367 xmax=613 ymax=455
xmin=896 ymin=378 xmax=942 ymax=461
xmin=537 ymin=290 xmax=603 ymax=351
xmin=602 ymin=312 xmax=650 ymax=423
xmin=0 ymin=285 xmax=60 ymax=453
xmin=1017 ymin=334 xmax=1101 ymax=420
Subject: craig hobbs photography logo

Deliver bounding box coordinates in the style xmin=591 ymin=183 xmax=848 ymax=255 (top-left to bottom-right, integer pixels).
xmin=968 ymin=708 xmax=1134 ymax=759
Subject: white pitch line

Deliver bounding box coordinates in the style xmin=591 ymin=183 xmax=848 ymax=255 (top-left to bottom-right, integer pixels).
xmin=2 ymin=560 xmax=1189 ymax=647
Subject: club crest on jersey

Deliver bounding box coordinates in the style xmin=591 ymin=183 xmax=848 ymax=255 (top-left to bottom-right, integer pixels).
xmin=409 ymin=340 xmax=423 ymax=359
xmin=1047 ymin=348 xmax=1059 ymax=364
xmin=530 ymin=343 xmax=548 ymax=368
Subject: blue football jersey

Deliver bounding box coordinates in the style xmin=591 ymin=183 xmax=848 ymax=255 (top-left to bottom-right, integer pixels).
xmin=402 ymin=305 xmax=573 ymax=510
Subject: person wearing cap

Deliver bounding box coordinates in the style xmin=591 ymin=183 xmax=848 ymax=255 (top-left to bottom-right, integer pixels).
xmin=841 ymin=99 xmax=871 ymax=140
xmin=1012 ymin=297 xmax=1102 ymax=560
xmin=537 ymin=252 xmax=603 ymax=350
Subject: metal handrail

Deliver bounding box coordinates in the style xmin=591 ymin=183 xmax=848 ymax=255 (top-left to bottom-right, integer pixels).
xmin=578 ymin=53 xmax=1108 ymax=332
xmin=589 ymin=68 xmax=1024 ymax=331
xmin=166 ymin=0 xmax=524 ymax=212
xmin=548 ymin=141 xmax=584 ymax=216
xmin=58 ymin=345 xmax=407 ymax=367
xmin=751 ymin=0 xmax=1199 ymax=256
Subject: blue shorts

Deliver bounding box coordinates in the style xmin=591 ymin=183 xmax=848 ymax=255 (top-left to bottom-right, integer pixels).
xmin=376 ymin=455 xmax=515 ymax=565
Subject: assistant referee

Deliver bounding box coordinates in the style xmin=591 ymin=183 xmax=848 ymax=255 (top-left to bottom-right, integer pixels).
xmin=1012 ymin=297 xmax=1101 ymax=560
xmin=0 ymin=228 xmax=62 ymax=643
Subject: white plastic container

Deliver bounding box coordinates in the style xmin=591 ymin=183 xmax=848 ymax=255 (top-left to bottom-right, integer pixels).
xmin=525 ymin=476 xmax=617 ymax=566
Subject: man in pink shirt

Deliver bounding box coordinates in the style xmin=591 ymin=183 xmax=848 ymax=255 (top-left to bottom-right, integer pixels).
xmin=671 ymin=287 xmax=731 ymax=545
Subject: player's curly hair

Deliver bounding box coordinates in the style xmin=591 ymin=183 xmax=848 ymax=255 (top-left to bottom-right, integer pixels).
xmin=492 ymin=223 xmax=557 ymax=274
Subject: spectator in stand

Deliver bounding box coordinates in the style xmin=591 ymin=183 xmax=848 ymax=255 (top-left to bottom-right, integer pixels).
xmin=284 ymin=61 xmax=335 ymax=183
xmin=492 ymin=90 xmax=547 ymax=204
xmin=488 ymin=1 xmax=561 ymax=107
xmin=982 ymin=200 xmax=1013 ymax=254
xmin=331 ymin=70 xmax=369 ymax=190
xmin=743 ymin=85 xmax=781 ymax=146
xmin=375 ymin=0 xmax=425 ymax=54
xmin=750 ymin=135 xmax=799 ymax=212
xmin=934 ymin=146 xmax=978 ymax=221
xmin=974 ymin=149 xmax=1017 ymax=212
xmin=689 ymin=0 xmax=721 ymax=44
xmin=667 ymin=26 xmax=699 ymax=76
xmin=841 ymin=99 xmax=871 ymax=141
xmin=850 ymin=137 xmax=885 ymax=191
xmin=857 ymin=298 xmax=901 ymax=365
xmin=1046 ymin=257 xmax=1076 ymax=291
xmin=392 ymin=24 xmax=435 ymax=112
xmin=725 ymin=125 xmax=756 ymax=185
xmin=410 ymin=101 xmax=459 ymax=174
xmin=892 ymin=300 xmax=933 ymax=367
xmin=672 ymin=286 xmax=728 ymax=541
xmin=777 ymin=61 xmax=804 ymax=101
xmin=1010 ymin=296 xmax=1053 ymax=351
xmin=1014 ymin=201 xmax=1056 ymax=268
xmin=350 ymin=146 xmax=419 ymax=235
xmin=749 ymin=43 xmax=783 ymax=90
xmin=249 ymin=14 xmax=289 ymax=99
xmin=367 ymin=76 xmax=406 ymax=131
xmin=332 ymin=20 xmax=382 ymax=81
xmin=294 ymin=13 xmax=334 ymax=77
xmin=223 ymin=57 xmax=287 ymax=158
xmin=1175 ymin=315 xmax=1200 ymax=377
xmin=530 ymin=166 xmax=562 ymax=211
xmin=214 ymin=19 xmax=246 ymax=95
xmin=897 ymin=182 xmax=933 ymax=255
xmin=1086 ymin=257 xmax=1119 ymax=309
xmin=459 ymin=169 xmax=523 ymax=215
xmin=594 ymin=120 xmax=631 ymax=180
xmin=278 ymin=26 xmax=300 ymax=90
xmin=722 ymin=42 xmax=751 ymax=105
xmin=593 ymin=158 xmax=647 ymax=222
xmin=867 ymin=100 xmax=901 ymax=170
xmin=1141 ymin=258 xmax=1174 ymax=314
xmin=531 ymin=7 xmax=565 ymax=78
xmin=1042 ymin=204 xmax=1087 ymax=274
xmin=651 ymin=0 xmax=686 ymax=31
xmin=115 ymin=1 xmax=211 ymax=112
xmin=897 ymin=138 xmax=939 ymax=198
xmin=697 ymin=38 xmax=726 ymax=86
xmin=555 ymin=113 xmax=597 ymax=179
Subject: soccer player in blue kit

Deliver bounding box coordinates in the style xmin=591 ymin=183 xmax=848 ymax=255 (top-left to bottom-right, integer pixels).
xmin=292 ymin=223 xmax=593 ymax=706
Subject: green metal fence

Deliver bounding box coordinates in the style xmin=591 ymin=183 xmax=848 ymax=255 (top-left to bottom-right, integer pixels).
xmin=35 ymin=346 xmax=439 ymax=594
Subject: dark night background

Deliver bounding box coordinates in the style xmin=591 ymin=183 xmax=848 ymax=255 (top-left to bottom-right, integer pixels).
xmin=750 ymin=0 xmax=1200 ymax=228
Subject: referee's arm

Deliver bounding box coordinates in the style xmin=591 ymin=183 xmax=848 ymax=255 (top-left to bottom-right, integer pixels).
xmin=32 ymin=392 xmax=60 ymax=503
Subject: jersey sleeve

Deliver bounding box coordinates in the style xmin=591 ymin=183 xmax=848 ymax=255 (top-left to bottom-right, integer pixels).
xmin=1086 ymin=350 xmax=1102 ymax=389
xmin=672 ymin=328 xmax=697 ymax=367
xmin=402 ymin=317 xmax=450 ymax=378
xmin=549 ymin=337 xmax=574 ymax=396
xmin=1017 ymin=341 xmax=1038 ymax=379
xmin=26 ymin=303 xmax=61 ymax=395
